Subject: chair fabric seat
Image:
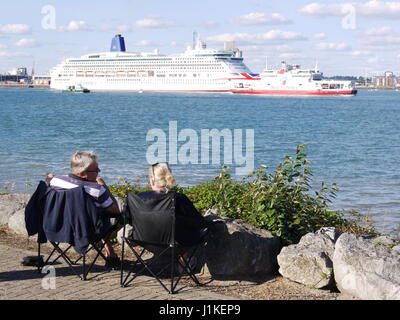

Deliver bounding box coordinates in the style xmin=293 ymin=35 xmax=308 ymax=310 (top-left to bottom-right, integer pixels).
xmin=120 ymin=190 xmax=208 ymax=294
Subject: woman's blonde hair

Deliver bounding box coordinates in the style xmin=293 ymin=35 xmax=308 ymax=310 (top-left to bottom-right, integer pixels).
xmin=149 ymin=163 xmax=175 ymax=191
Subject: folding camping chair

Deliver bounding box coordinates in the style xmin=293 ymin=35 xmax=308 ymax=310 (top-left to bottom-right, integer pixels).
xmin=120 ymin=191 xmax=208 ymax=294
xmin=25 ymin=181 xmax=121 ymax=281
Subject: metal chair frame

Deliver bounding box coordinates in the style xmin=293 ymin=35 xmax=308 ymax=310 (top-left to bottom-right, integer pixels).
xmin=119 ymin=193 xmax=205 ymax=294
xmin=37 ymin=221 xmax=120 ymax=281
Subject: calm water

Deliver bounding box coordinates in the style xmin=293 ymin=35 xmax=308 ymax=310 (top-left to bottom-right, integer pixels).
xmin=0 ymin=87 xmax=399 ymax=234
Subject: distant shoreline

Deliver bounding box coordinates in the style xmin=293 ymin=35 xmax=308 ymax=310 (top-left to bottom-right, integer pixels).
xmin=0 ymin=83 xmax=399 ymax=91
xmin=0 ymin=83 xmax=49 ymax=88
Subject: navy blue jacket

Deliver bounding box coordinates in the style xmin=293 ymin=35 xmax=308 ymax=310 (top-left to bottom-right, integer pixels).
xmin=25 ymin=181 xmax=111 ymax=254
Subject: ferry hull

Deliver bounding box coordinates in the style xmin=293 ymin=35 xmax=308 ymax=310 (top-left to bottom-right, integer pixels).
xmin=230 ymin=89 xmax=358 ymax=96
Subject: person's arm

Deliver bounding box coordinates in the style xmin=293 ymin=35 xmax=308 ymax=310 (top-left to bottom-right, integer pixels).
xmin=45 ymin=173 xmax=54 ymax=185
xmin=96 ymin=178 xmax=121 ymax=215
xmin=176 ymin=193 xmax=206 ymax=229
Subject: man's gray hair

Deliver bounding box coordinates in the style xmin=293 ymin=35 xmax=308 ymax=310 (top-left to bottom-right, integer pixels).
xmin=70 ymin=151 xmax=98 ymax=175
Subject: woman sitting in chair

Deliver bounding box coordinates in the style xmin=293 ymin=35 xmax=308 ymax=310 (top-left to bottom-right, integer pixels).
xmin=137 ymin=162 xmax=206 ymax=249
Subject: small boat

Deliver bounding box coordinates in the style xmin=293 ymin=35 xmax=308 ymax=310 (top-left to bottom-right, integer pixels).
xmin=62 ymin=84 xmax=90 ymax=93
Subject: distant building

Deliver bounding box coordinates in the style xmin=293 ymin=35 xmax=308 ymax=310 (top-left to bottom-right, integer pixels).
xmin=0 ymin=66 xmax=30 ymax=83
xmin=373 ymin=71 xmax=398 ymax=88
xmin=32 ymin=75 xmax=51 ymax=85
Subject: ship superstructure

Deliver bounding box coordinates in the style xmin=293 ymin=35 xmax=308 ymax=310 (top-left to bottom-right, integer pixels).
xmin=50 ymin=34 xmax=255 ymax=92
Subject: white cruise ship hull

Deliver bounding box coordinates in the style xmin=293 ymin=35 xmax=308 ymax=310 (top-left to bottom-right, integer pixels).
xmin=51 ymin=77 xmax=230 ymax=92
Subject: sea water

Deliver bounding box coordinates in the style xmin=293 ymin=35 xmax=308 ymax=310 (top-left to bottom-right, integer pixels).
xmin=0 ymin=87 xmax=399 ymax=234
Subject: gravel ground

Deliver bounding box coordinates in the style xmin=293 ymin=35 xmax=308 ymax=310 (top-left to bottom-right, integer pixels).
xmin=0 ymin=226 xmax=358 ymax=300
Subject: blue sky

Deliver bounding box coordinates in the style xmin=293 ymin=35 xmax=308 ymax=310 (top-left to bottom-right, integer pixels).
xmin=1 ymin=0 xmax=400 ymax=76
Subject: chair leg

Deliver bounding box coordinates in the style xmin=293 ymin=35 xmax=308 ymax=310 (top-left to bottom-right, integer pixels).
xmin=49 ymin=242 xmax=83 ymax=280
xmin=120 ymin=237 xmax=125 ymax=287
xmin=170 ymin=246 xmax=175 ymax=294
xmin=37 ymin=243 xmax=41 ymax=273
xmin=82 ymin=254 xmax=87 ymax=281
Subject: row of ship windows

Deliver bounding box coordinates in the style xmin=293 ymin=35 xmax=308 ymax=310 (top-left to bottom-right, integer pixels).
xmin=58 ymin=73 xmax=214 ymax=78
xmin=58 ymin=75 xmax=218 ymax=79
xmin=103 ymin=79 xmax=220 ymax=82
xmin=64 ymin=67 xmax=225 ymax=71
xmin=74 ymin=58 xmax=229 ymax=63
xmin=69 ymin=61 xmax=225 ymax=66
xmin=65 ymin=65 xmax=224 ymax=69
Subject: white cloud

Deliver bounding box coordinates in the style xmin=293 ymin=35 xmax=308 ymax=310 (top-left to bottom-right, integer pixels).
xmin=135 ymin=16 xmax=179 ymax=28
xmin=231 ymin=12 xmax=292 ymax=25
xmin=203 ymin=21 xmax=220 ymax=29
xmin=272 ymin=45 xmax=301 ymax=53
xmin=100 ymin=24 xmax=132 ymax=33
xmin=315 ymin=42 xmax=352 ymax=51
xmin=361 ymin=27 xmax=400 ymax=48
xmin=57 ymin=21 xmax=94 ymax=32
xmin=279 ymin=53 xmax=302 ymax=59
xmin=0 ymin=24 xmax=31 ymax=34
xmin=364 ymin=26 xmax=393 ymax=36
xmin=350 ymin=50 xmax=371 ymax=56
xmin=14 ymin=38 xmax=39 ymax=48
xmin=133 ymin=40 xmax=165 ymax=47
xmin=0 ymin=51 xmax=31 ymax=58
xmin=361 ymin=35 xmax=400 ymax=47
xmin=206 ymin=30 xmax=306 ymax=44
xmin=367 ymin=56 xmax=384 ymax=63
xmin=0 ymin=44 xmax=7 ymax=49
xmin=312 ymin=33 xmax=327 ymax=40
xmin=299 ymin=1 xmax=400 ymax=20
xmin=299 ymin=2 xmax=347 ymax=17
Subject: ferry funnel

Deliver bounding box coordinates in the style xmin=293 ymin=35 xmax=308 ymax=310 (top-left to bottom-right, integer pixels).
xmin=110 ymin=34 xmax=126 ymax=52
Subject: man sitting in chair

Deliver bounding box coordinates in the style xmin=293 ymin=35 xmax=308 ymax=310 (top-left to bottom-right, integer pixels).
xmin=137 ymin=162 xmax=206 ymax=271
xmin=47 ymin=151 xmax=121 ymax=267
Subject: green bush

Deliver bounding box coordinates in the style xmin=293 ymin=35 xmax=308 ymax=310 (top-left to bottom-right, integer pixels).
xmin=109 ymin=145 xmax=378 ymax=245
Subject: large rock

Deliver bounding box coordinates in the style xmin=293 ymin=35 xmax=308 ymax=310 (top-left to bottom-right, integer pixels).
xmin=0 ymin=194 xmax=30 ymax=227
xmin=333 ymin=233 xmax=400 ymax=300
xmin=203 ymin=215 xmax=282 ymax=277
xmin=8 ymin=208 xmax=28 ymax=236
xmin=277 ymin=227 xmax=340 ymax=289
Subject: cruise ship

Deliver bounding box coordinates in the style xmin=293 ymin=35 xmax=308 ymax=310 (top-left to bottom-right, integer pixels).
xmin=50 ymin=34 xmax=256 ymax=92
xmin=230 ymin=61 xmax=357 ymax=96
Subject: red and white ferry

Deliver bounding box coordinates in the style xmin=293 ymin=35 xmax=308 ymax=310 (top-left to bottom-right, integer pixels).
xmin=230 ymin=61 xmax=357 ymax=96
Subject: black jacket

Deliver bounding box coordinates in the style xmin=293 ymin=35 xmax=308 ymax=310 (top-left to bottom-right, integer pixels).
xmin=137 ymin=191 xmax=206 ymax=247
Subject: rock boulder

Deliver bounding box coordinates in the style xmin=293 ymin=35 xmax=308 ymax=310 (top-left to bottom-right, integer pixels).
xmin=333 ymin=233 xmax=400 ymax=300
xmin=0 ymin=194 xmax=31 ymax=233
xmin=203 ymin=215 xmax=282 ymax=277
xmin=277 ymin=227 xmax=340 ymax=289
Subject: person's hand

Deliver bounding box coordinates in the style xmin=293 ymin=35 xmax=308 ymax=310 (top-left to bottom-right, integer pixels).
xmin=96 ymin=178 xmax=106 ymax=186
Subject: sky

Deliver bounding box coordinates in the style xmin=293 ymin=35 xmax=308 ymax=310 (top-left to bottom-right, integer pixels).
xmin=0 ymin=0 xmax=400 ymax=76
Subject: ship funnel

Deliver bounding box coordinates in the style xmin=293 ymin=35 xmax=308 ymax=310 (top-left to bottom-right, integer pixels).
xmin=110 ymin=34 xmax=126 ymax=52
